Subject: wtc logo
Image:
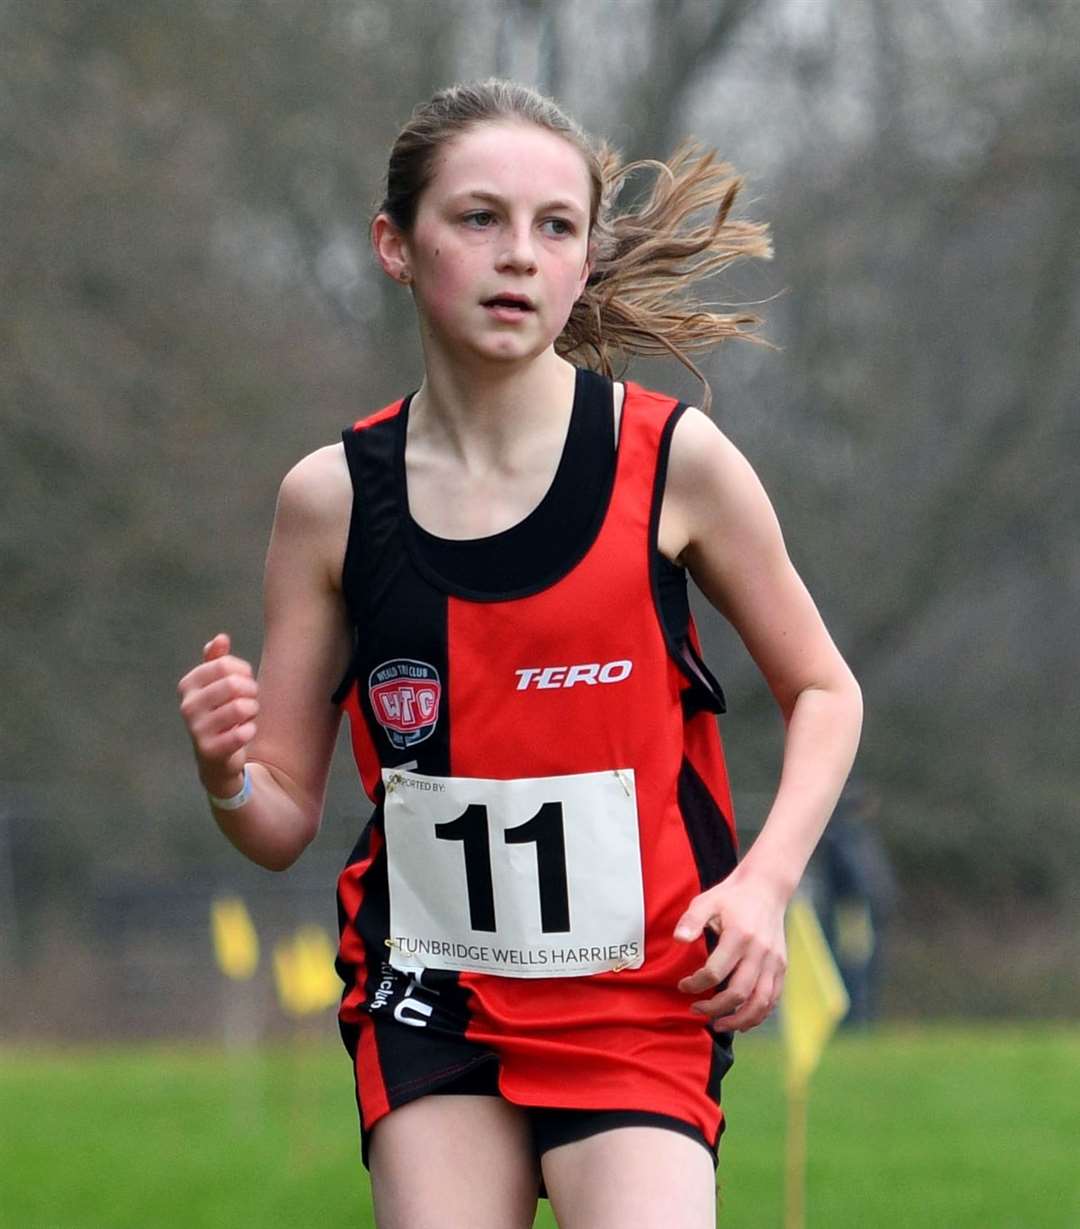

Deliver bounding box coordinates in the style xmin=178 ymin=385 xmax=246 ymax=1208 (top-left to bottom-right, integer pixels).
xmin=369 ymin=658 xmax=442 ymax=749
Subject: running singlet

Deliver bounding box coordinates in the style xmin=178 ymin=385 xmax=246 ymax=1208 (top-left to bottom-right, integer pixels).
xmin=332 ymin=368 xmax=739 ymax=1152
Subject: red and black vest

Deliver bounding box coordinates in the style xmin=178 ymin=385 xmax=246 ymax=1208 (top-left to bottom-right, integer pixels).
xmin=333 ymin=367 xmax=739 ymax=1142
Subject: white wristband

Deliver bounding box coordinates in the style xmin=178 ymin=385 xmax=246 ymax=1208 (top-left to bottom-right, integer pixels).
xmin=208 ymin=765 xmax=252 ymax=811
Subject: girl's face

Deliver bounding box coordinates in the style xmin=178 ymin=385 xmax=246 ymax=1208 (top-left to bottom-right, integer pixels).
xmin=380 ymin=120 xmax=593 ymax=367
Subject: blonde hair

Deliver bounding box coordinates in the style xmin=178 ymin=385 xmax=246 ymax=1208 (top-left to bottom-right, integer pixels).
xmin=379 ymin=79 xmax=772 ymax=410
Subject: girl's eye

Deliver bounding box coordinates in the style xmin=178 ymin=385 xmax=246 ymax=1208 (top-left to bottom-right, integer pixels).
xmin=464 ymin=211 xmax=497 ymax=228
xmin=542 ymin=218 xmax=574 ymax=237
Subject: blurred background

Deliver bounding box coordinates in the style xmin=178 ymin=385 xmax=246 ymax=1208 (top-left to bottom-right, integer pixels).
xmin=1 ymin=1 xmax=1078 ymax=1222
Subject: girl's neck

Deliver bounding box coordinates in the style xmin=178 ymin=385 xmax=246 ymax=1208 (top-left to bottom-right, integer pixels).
xmin=409 ymin=350 xmax=577 ymax=471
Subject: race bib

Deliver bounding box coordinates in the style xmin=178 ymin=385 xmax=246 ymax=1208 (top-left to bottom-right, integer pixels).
xmin=382 ymin=768 xmax=645 ymax=978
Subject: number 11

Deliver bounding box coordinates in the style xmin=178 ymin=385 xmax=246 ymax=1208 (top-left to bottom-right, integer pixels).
xmin=434 ymin=802 xmax=571 ymax=934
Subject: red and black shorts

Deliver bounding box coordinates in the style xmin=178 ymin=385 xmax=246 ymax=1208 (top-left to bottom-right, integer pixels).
xmin=341 ymin=1018 xmax=726 ymax=1174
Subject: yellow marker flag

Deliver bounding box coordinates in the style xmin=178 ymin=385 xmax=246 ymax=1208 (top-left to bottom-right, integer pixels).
xmin=780 ymin=894 xmax=849 ymax=1089
xmin=273 ymin=926 xmax=341 ymax=1017
xmin=210 ymin=896 xmax=259 ymax=981
xmin=780 ymin=895 xmax=850 ymax=1229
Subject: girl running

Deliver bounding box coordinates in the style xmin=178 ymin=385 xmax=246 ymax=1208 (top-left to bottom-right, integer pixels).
xmin=178 ymin=79 xmax=862 ymax=1229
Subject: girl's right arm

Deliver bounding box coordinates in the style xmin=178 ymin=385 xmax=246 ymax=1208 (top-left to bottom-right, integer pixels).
xmin=177 ymin=445 xmax=353 ymax=871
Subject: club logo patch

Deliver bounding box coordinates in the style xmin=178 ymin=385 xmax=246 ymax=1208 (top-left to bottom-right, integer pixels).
xmin=369 ymin=659 xmax=442 ymax=749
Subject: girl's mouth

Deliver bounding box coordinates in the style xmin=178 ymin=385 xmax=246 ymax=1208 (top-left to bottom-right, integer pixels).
xmin=482 ymin=296 xmax=535 ymax=313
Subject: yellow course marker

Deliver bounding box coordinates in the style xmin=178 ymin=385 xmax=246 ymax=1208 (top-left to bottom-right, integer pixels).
xmin=779 ymin=895 xmax=850 ymax=1229
xmin=210 ymin=896 xmax=260 ymax=981
xmin=273 ymin=926 xmax=341 ymax=1016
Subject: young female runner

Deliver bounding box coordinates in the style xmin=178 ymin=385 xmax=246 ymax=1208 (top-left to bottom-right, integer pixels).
xmin=178 ymin=80 xmax=862 ymax=1229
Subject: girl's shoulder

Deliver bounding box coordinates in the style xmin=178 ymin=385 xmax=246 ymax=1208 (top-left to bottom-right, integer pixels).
xmin=656 ymin=396 xmax=744 ymax=481
xmin=620 ymin=380 xmax=734 ymax=466
xmin=267 ymin=443 xmax=353 ymax=594
xmin=663 ymin=403 xmax=787 ymax=572
xmin=275 ymin=442 xmax=352 ymax=533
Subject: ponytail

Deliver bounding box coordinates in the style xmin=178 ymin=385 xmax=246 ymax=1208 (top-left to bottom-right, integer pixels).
xmin=560 ymin=142 xmax=773 ymax=412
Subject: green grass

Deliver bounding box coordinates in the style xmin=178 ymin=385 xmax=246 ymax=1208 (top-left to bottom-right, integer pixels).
xmin=2 ymin=1026 xmax=1078 ymax=1228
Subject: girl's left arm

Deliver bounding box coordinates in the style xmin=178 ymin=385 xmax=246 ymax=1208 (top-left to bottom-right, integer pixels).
xmin=661 ymin=408 xmax=864 ymax=1033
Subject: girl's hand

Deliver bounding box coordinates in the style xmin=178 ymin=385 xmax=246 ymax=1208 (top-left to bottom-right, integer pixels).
xmin=673 ymin=866 xmax=788 ymax=1033
xmin=177 ymin=633 xmax=259 ymax=798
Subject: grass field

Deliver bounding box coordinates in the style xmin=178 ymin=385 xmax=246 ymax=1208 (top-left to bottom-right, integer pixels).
xmin=2 ymin=1025 xmax=1078 ymax=1228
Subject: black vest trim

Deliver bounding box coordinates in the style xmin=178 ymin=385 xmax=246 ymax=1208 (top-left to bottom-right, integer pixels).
xmin=648 ymin=406 xmax=727 ymax=715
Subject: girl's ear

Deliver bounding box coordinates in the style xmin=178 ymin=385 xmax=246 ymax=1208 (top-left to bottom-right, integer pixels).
xmin=371 ymin=213 xmax=413 ymax=285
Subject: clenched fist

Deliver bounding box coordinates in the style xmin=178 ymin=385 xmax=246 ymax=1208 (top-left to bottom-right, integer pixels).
xmin=177 ymin=633 xmax=259 ymax=798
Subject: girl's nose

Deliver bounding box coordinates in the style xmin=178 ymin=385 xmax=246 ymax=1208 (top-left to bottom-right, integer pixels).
xmin=496 ymin=226 xmax=538 ymax=275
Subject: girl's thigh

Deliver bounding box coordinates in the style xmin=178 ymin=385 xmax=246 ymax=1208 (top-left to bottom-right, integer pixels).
xmin=368 ymin=1094 xmax=540 ymax=1229
xmin=540 ymin=1125 xmax=717 ymax=1229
